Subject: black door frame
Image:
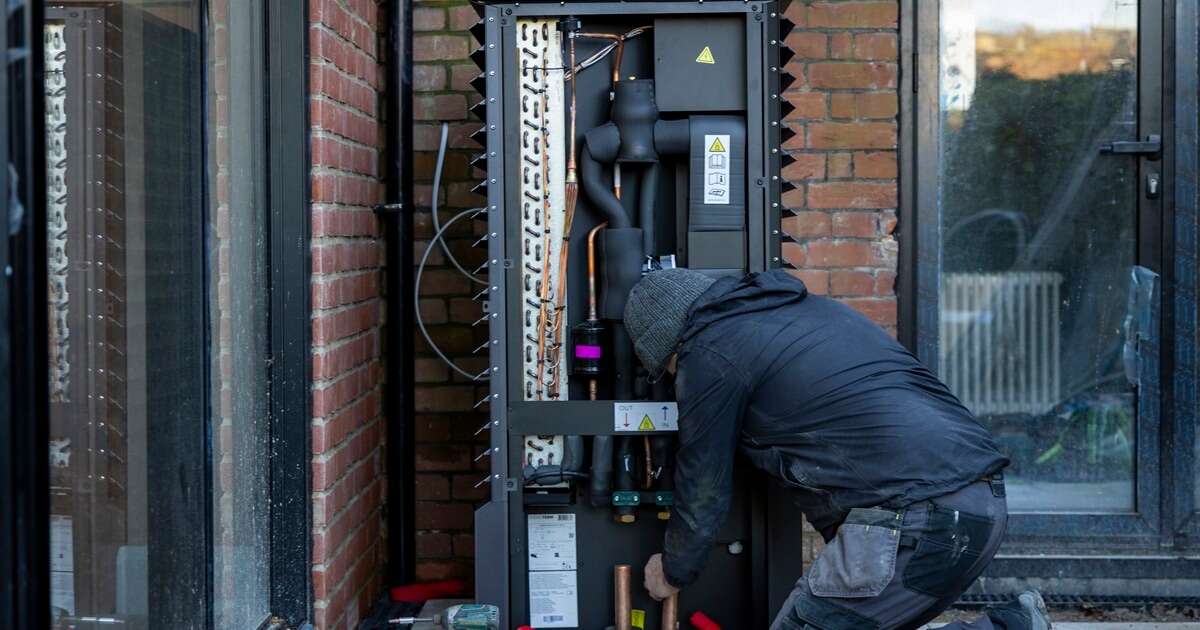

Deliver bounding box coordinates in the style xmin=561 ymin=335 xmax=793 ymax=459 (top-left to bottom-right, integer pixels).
xmin=1 ymin=1 xmax=50 ymax=628
xmin=899 ymin=0 xmax=1200 ymax=580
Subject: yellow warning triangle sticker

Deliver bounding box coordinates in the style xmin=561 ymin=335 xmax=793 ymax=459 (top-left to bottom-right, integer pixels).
xmin=695 ymin=46 xmax=716 ymax=64
xmin=638 ymin=415 xmax=656 ymax=431
xmin=708 ymin=137 xmax=726 ymax=153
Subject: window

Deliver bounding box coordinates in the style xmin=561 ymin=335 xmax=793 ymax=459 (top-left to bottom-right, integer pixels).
xmin=40 ymin=1 xmax=309 ymax=627
xmin=906 ymin=0 xmax=1200 ymax=570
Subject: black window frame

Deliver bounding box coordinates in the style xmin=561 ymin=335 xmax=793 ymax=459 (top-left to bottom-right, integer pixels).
xmin=1 ymin=0 xmax=313 ymax=626
xmin=899 ymin=0 xmax=1200 ymax=580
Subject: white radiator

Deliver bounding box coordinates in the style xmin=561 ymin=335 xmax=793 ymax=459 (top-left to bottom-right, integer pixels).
xmin=939 ymin=272 xmax=1064 ymax=416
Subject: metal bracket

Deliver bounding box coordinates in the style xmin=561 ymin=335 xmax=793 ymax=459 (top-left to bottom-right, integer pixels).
xmin=1100 ymin=134 xmax=1162 ymax=161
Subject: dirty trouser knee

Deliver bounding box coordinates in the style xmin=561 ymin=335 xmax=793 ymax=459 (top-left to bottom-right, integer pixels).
xmin=770 ymin=479 xmax=1011 ymax=630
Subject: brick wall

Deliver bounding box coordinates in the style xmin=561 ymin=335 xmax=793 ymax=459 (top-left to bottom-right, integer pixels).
xmin=780 ymin=0 xmax=900 ymax=565
xmin=309 ymin=1 xmax=388 ymax=628
xmin=408 ymin=0 xmax=902 ymax=582
xmin=410 ymin=0 xmax=491 ymax=585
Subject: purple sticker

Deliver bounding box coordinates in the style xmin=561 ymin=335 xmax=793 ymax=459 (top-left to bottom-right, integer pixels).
xmin=575 ymin=344 xmax=602 ymax=359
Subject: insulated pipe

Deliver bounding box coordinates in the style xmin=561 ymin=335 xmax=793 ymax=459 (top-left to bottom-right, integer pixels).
xmin=614 ymin=565 xmax=633 ymax=630
xmin=639 ymin=162 xmax=660 ymax=256
xmin=580 ymin=141 xmax=629 ymax=228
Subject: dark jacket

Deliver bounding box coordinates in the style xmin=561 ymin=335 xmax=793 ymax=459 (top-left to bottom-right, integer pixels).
xmin=661 ymin=270 xmax=1009 ymax=588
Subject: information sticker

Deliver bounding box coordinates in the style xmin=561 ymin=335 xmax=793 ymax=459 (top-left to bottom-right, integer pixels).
xmin=614 ymin=402 xmax=679 ymax=432
xmin=528 ymin=570 xmax=579 ymax=628
xmin=703 ymin=134 xmax=731 ymax=205
xmin=527 ymin=514 xmax=577 ymax=571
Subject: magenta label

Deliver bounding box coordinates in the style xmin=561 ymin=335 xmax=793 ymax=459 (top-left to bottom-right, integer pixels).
xmin=574 ymin=344 xmax=602 ymax=359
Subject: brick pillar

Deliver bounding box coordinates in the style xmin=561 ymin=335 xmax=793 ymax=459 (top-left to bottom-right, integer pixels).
xmin=781 ymin=0 xmax=900 ymax=566
xmin=782 ymin=0 xmax=899 ymax=334
xmin=309 ymin=1 xmax=388 ymax=628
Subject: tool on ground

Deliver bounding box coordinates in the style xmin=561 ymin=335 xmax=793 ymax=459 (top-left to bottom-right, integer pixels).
xmin=689 ymin=610 xmax=721 ymax=630
xmin=389 ymin=603 xmax=500 ymax=629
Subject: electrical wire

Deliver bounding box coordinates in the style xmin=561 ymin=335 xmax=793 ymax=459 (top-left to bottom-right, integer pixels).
xmin=431 ymin=122 xmax=487 ymax=285
xmin=416 ymin=207 xmax=491 ymax=381
xmin=525 ymin=469 xmax=591 ymax=485
xmin=565 ymin=26 xmax=651 ymax=81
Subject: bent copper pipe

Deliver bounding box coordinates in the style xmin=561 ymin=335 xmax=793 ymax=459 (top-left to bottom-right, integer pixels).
xmin=614 ymin=564 xmax=633 ymax=630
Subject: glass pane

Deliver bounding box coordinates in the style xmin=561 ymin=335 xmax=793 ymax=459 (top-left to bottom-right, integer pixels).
xmin=45 ymin=2 xmax=269 ymax=627
xmin=937 ymin=0 xmax=1139 ymax=512
xmin=208 ymin=0 xmax=272 ymax=627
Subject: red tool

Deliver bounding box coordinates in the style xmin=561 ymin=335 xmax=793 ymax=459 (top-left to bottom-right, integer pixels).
xmin=689 ymin=610 xmax=721 ymax=630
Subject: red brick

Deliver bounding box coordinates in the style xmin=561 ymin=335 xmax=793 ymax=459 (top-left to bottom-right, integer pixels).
xmin=452 ymin=534 xmax=475 ymax=558
xmin=874 ymin=270 xmax=897 ymax=296
xmin=829 ymin=93 xmax=855 ymax=119
xmin=415 ymin=474 xmax=450 ymax=501
xmin=413 ymin=7 xmax=445 ymax=31
xmin=416 ymin=560 xmax=471 ymax=582
xmin=830 ymin=270 xmax=875 ymax=296
xmin=449 ymin=5 xmax=481 ymax=32
xmin=415 ymin=501 xmax=474 ymax=530
xmin=857 ymin=92 xmax=898 ymax=119
xmin=783 ymin=153 xmax=825 ymax=180
xmin=808 ymin=62 xmax=897 ymax=90
xmin=415 ymin=443 xmax=472 ymax=472
xmin=414 ymin=64 xmax=446 ymax=91
xmin=854 ymin=33 xmax=898 ymax=60
xmin=415 ymin=94 xmax=468 ymax=120
xmin=832 ymin=211 xmax=876 ymax=237
xmin=830 ymin=32 xmax=853 ymax=59
xmin=786 ymin=32 xmax=827 ymax=59
xmin=827 ymin=153 xmax=852 ymax=179
xmin=782 ymin=242 xmax=807 ymax=267
xmin=808 ymin=122 xmax=896 ymax=149
xmin=805 ymin=239 xmax=874 ymax=268
xmin=808 ymin=2 xmax=898 ymax=29
xmin=416 ymin=532 xmax=453 ymax=558
xmin=450 ymin=64 xmax=481 ymax=91
xmin=789 ymin=269 xmax=830 ymax=295
xmin=452 ymin=474 xmax=489 ymax=500
xmin=782 ymin=211 xmax=831 ymax=238
xmin=843 ymin=298 xmax=898 ymax=326
xmin=785 ymin=92 xmax=826 ymax=120
xmin=854 ymin=151 xmax=897 ymax=178
xmin=414 ymin=35 xmax=469 ymax=62
xmin=808 ymin=182 xmax=897 ymax=209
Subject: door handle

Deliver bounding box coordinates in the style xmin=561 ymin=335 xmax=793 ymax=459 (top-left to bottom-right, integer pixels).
xmin=1099 ymin=134 xmax=1162 ymax=160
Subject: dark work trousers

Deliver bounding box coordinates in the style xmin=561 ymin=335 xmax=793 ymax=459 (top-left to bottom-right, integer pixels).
xmin=770 ymin=477 xmax=1016 ymax=630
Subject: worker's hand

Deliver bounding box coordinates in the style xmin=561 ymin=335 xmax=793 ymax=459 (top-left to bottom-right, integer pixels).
xmin=643 ymin=553 xmax=680 ymax=601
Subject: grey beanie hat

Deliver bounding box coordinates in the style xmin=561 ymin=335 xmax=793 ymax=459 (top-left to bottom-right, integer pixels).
xmin=623 ymin=268 xmax=716 ymax=377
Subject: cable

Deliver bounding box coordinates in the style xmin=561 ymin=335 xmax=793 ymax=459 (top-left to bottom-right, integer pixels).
xmin=431 ymin=122 xmax=487 ymax=284
xmin=416 ymin=207 xmax=491 ymax=381
xmin=525 ymin=469 xmax=591 ymax=485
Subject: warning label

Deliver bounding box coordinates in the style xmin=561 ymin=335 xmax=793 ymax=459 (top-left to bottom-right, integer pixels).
xmin=614 ymin=402 xmax=679 ymax=432
xmin=704 ymin=134 xmax=731 ymax=205
xmin=695 ymin=46 xmax=716 ymax=64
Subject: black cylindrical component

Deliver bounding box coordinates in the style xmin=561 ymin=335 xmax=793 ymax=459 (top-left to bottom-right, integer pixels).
xmin=580 ymin=141 xmax=629 ymax=228
xmin=590 ymin=435 xmax=614 ymax=508
xmin=612 ymin=323 xmax=636 ymax=400
xmin=599 ymin=228 xmax=644 ymax=319
xmin=562 ymin=435 xmax=585 ymax=473
xmin=654 ymin=118 xmax=690 ymax=155
xmin=571 ymin=320 xmax=605 ymax=377
xmin=614 ymin=436 xmax=638 ymax=523
xmin=639 ymin=162 xmax=660 ymax=256
xmin=612 ymin=79 xmax=659 ymax=163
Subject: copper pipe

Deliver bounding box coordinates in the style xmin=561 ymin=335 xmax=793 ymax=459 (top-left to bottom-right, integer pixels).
xmin=578 ymin=32 xmax=623 ymax=85
xmin=535 ymin=58 xmax=555 ymax=398
xmin=662 ymin=593 xmax=679 ymax=630
xmin=566 ymin=32 xmax=579 ymax=180
xmin=550 ymin=31 xmax=581 ymax=399
xmin=614 ymin=565 xmax=633 ymax=630
xmin=586 ymin=222 xmax=607 ymax=320
xmin=642 ymin=435 xmax=653 ymax=489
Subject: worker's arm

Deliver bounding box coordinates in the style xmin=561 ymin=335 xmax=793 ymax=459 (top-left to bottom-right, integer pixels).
xmin=661 ymin=344 xmax=749 ymax=588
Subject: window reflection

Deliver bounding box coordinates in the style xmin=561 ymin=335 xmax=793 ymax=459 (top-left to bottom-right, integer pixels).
xmin=937 ymin=0 xmax=1139 ymax=512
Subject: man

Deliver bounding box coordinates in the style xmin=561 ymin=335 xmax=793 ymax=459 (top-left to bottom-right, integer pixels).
xmin=623 ymin=268 xmax=1051 ymax=630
